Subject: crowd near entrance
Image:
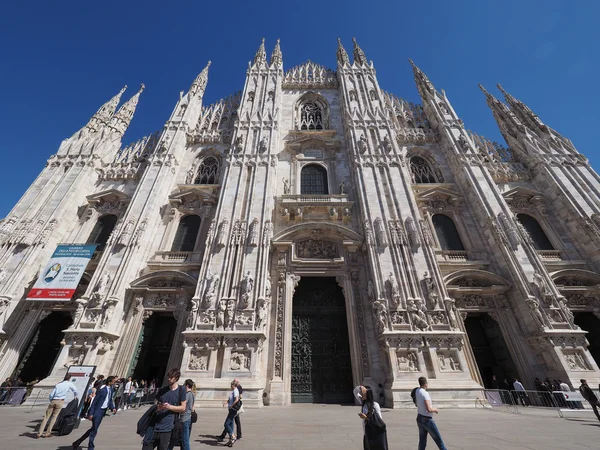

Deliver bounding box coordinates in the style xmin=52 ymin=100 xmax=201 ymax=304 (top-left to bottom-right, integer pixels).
xmin=464 ymin=313 xmax=519 ymax=388
xmin=291 ymin=277 xmax=354 ymax=404
xmin=130 ymin=313 xmax=177 ymax=383
xmin=15 ymin=311 xmax=72 ymax=383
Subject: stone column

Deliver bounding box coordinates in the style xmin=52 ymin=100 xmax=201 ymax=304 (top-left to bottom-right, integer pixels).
xmin=0 ymin=307 xmax=43 ymax=381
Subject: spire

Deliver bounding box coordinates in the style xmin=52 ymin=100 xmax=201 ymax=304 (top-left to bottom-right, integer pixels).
xmin=337 ymin=38 xmax=350 ymax=66
xmin=479 ymin=84 xmax=524 ymax=143
xmin=270 ymin=39 xmax=282 ymax=68
xmin=253 ymin=38 xmax=267 ymax=67
xmin=352 ymin=37 xmax=367 ymax=65
xmin=189 ymin=61 xmax=211 ymax=97
xmin=109 ymin=84 xmax=145 ymax=136
xmin=409 ymin=59 xmax=435 ymax=95
xmin=85 ymin=86 xmax=127 ymax=132
xmin=496 ymin=84 xmax=548 ymax=133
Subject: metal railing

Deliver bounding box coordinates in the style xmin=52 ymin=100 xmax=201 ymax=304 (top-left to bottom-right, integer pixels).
xmin=477 ymin=389 xmax=596 ymax=416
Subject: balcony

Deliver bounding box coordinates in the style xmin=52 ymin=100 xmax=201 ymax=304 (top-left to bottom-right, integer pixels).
xmin=537 ymin=250 xmax=563 ymax=262
xmin=278 ymin=194 xmax=354 ymax=222
xmin=435 ymin=250 xmax=489 ymax=274
xmin=436 ymin=250 xmax=468 ymax=262
xmin=148 ymin=251 xmax=203 ymax=270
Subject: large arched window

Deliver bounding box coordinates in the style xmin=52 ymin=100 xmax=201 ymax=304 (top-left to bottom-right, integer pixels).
xmin=194 ymin=157 xmax=219 ymax=185
xmin=516 ymin=213 xmax=554 ymax=250
xmin=300 ymin=102 xmax=323 ymax=130
xmin=410 ymin=156 xmax=438 ymax=184
xmin=300 ymin=164 xmax=328 ymax=195
xmin=432 ymin=214 xmax=465 ymax=251
xmin=87 ymin=214 xmax=118 ymax=251
xmin=171 ymin=215 xmax=201 ymax=252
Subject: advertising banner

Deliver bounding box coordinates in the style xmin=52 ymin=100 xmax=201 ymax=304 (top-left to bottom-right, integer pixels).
xmin=64 ymin=365 xmax=96 ymax=409
xmin=26 ymin=244 xmax=97 ymax=301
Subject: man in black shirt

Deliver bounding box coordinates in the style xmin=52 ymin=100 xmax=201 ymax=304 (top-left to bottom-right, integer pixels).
xmin=142 ymin=368 xmax=186 ymax=450
xmin=579 ymin=379 xmax=600 ymax=422
xmin=218 ymin=379 xmax=243 ymax=440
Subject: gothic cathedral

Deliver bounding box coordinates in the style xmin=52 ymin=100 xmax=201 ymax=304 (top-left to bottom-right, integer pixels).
xmin=1 ymin=38 xmax=599 ymax=407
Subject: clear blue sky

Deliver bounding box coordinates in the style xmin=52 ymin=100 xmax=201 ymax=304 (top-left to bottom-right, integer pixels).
xmin=1 ymin=0 xmax=598 ymax=217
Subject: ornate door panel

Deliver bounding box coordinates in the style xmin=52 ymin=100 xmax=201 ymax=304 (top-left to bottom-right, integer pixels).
xmin=291 ymin=277 xmax=354 ymax=403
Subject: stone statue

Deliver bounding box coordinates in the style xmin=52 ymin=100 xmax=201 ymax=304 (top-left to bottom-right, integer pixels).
xmin=248 ymin=218 xmax=259 ymax=247
xmin=372 ymin=299 xmax=388 ymax=333
xmin=92 ymin=272 xmax=111 ymax=302
xmin=387 ymin=273 xmax=400 ymax=306
xmin=444 ymin=298 xmax=458 ymax=329
xmin=187 ymin=297 xmax=200 ymax=330
xmin=358 ymin=134 xmax=368 ymax=153
xmin=216 ymin=298 xmax=227 ymax=330
xmin=265 ymin=274 xmax=272 ymax=298
xmin=185 ymin=165 xmax=196 ymax=184
xmin=202 ymin=271 xmax=220 ymax=309
xmin=234 ymin=136 xmax=244 ymax=153
xmin=558 ymin=299 xmax=577 ymax=329
xmin=408 ymin=353 xmax=418 ymax=371
xmin=424 ymin=272 xmax=439 ymax=309
xmin=71 ymin=298 xmax=88 ymax=327
xmin=255 ymin=298 xmax=269 ymax=330
xmin=408 ymin=299 xmax=430 ymax=331
xmin=240 ymin=271 xmax=254 ymax=308
xmin=383 ymin=135 xmax=392 ymax=153
xmin=259 ymin=135 xmax=269 ymax=153
xmin=339 ymin=181 xmax=346 ymax=195
xmin=100 ymin=298 xmax=118 ymax=329
xmin=225 ymin=299 xmax=236 ymax=330
xmin=525 ymin=297 xmax=546 ymax=330
xmin=282 ymin=178 xmax=290 ymax=195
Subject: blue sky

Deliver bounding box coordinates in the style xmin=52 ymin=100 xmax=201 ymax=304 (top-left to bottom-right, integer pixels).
xmin=1 ymin=0 xmax=599 ymax=217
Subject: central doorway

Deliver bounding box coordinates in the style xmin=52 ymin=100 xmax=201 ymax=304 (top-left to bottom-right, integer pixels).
xmin=131 ymin=313 xmax=177 ymax=384
xmin=574 ymin=312 xmax=600 ymax=368
xmin=291 ymin=277 xmax=353 ymax=403
xmin=464 ymin=313 xmax=518 ymax=388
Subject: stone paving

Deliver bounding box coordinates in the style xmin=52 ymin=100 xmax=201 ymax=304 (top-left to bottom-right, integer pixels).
xmin=1 ymin=403 xmax=599 ymax=449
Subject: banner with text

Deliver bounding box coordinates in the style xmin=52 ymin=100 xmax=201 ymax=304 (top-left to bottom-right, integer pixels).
xmin=26 ymin=244 xmax=97 ymax=301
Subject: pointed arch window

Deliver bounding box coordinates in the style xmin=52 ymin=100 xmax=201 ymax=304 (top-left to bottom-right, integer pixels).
xmin=87 ymin=214 xmax=118 ymax=251
xmin=432 ymin=214 xmax=465 ymax=251
xmin=300 ymin=102 xmax=324 ymax=130
xmin=301 ymin=164 xmax=328 ymax=195
xmin=516 ymin=213 xmax=554 ymax=250
xmin=171 ymin=215 xmax=201 ymax=252
xmin=410 ymin=156 xmax=439 ymax=184
xmin=194 ymin=157 xmax=219 ymax=185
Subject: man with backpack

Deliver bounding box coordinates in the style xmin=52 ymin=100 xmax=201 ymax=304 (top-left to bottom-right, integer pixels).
xmin=412 ymin=377 xmax=447 ymax=450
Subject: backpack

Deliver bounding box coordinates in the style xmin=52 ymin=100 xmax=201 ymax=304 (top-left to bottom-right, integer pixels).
xmin=410 ymin=387 xmax=419 ymax=406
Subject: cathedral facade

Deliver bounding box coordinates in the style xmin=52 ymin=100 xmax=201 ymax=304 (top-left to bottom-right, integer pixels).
xmin=1 ymin=38 xmax=600 ymax=407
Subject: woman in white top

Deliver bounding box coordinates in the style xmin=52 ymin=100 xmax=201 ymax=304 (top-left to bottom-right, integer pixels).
xmin=221 ymin=381 xmax=240 ymax=447
xmin=354 ymin=385 xmax=389 ymax=450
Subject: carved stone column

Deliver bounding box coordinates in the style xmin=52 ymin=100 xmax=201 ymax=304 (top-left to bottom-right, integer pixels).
xmin=110 ymin=295 xmax=144 ymax=377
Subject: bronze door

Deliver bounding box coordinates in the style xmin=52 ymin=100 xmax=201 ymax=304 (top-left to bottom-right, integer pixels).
xmin=291 ymin=277 xmax=354 ymax=403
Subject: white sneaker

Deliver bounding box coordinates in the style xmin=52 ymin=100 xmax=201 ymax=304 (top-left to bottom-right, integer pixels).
xmin=118 ymin=408 xmax=123 ymax=411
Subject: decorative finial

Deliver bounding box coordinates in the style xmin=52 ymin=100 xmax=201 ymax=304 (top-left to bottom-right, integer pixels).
xmin=270 ymin=39 xmax=282 ymax=67
xmin=352 ymin=37 xmax=367 ymax=65
xmin=189 ymin=61 xmax=211 ymax=96
xmin=337 ymin=38 xmax=350 ymax=66
xmin=478 ymin=84 xmax=488 ymax=94
xmin=108 ymin=83 xmax=145 ymax=135
xmin=408 ymin=59 xmax=434 ymax=94
xmin=253 ymin=38 xmax=267 ymax=66
xmin=84 ymin=85 xmax=129 ymax=132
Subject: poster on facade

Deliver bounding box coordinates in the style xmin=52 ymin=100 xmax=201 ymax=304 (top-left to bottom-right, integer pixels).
xmin=64 ymin=365 xmax=96 ymax=409
xmin=26 ymin=244 xmax=97 ymax=301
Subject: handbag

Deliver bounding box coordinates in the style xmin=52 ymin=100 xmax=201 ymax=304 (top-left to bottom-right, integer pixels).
xmin=230 ymin=399 xmax=243 ymax=412
xmin=365 ymin=407 xmax=386 ymax=434
xmin=136 ymin=404 xmax=157 ymax=437
xmin=191 ymin=410 xmax=198 ymax=424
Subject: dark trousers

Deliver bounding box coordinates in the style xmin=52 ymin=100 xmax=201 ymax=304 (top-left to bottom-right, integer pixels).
xmin=221 ymin=413 xmax=241 ymax=438
xmin=589 ymin=402 xmax=600 ymax=421
xmin=142 ymin=430 xmax=172 ymax=450
xmin=73 ymin=410 xmax=105 ymax=449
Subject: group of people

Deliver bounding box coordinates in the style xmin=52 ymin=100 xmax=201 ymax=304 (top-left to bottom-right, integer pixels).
xmin=355 ymin=377 xmax=447 ymax=450
xmin=0 ymin=376 xmax=38 ymax=405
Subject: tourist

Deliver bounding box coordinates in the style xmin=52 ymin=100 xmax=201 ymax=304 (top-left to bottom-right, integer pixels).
xmin=115 ymin=377 xmax=126 ymax=411
xmin=354 ymin=385 xmax=388 ymax=450
xmin=93 ymin=375 xmax=105 ymax=389
xmin=168 ymin=379 xmax=195 ymax=450
xmin=579 ymin=379 xmax=600 ymax=421
xmin=124 ymin=376 xmax=137 ymax=409
xmin=512 ymin=377 xmax=529 ymax=406
xmin=142 ymin=368 xmax=187 ymax=450
xmin=72 ymin=375 xmax=116 ymax=449
xmin=36 ymin=374 xmax=78 ymax=439
xmin=218 ymin=379 xmax=243 ymax=440
xmin=221 ymin=380 xmax=241 ymax=447
xmin=415 ymin=376 xmax=447 ymax=450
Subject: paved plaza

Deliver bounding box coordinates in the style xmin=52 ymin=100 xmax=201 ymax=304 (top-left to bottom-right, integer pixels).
xmin=1 ymin=403 xmax=599 ymax=449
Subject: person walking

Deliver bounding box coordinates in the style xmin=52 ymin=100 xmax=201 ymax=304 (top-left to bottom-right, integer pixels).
xmin=37 ymin=374 xmax=78 ymax=439
xmin=221 ymin=380 xmax=240 ymax=447
xmin=72 ymin=375 xmax=116 ymax=449
xmin=579 ymin=379 xmax=600 ymax=421
xmin=512 ymin=378 xmax=529 ymax=406
xmin=142 ymin=368 xmax=187 ymax=450
xmin=354 ymin=385 xmax=388 ymax=450
xmin=218 ymin=379 xmax=243 ymax=440
xmin=415 ymin=377 xmax=447 ymax=450
xmin=168 ymin=379 xmax=195 ymax=450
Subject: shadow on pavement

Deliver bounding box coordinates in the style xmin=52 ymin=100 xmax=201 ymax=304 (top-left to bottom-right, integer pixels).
xmin=196 ymin=434 xmax=225 ymax=446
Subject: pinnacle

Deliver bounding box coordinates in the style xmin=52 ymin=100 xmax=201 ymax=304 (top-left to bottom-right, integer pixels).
xmin=478 ymin=84 xmax=488 ymax=94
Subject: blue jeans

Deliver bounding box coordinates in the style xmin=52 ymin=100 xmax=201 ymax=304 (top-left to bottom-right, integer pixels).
xmin=224 ymin=409 xmax=237 ymax=438
xmin=181 ymin=419 xmax=191 ymax=450
xmin=417 ymin=414 xmax=447 ymax=450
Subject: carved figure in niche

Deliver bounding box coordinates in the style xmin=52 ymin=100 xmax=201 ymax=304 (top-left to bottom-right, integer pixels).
xmin=438 ymin=102 xmax=449 ymax=114
xmin=188 ymin=352 xmax=208 ymax=371
xmin=295 ymin=207 xmax=303 ymax=217
xmin=367 ymin=281 xmax=375 ymax=300
xmin=278 ymin=252 xmax=287 ymax=266
xmin=230 ymin=352 xmax=250 ymax=371
xmin=423 ymin=272 xmax=439 ymax=310
xmin=565 ymin=352 xmax=589 ymax=371
xmin=240 ymin=271 xmax=254 ymax=308
xmin=216 ymin=298 xmax=227 ymax=330
xmin=235 ymin=313 xmax=253 ymax=326
xmin=64 ymin=348 xmax=86 ymax=369
xmin=265 ymin=274 xmax=272 ymax=298
xmin=71 ymin=298 xmax=88 ymax=327
xmin=281 ymin=208 xmax=289 ymax=217
xmin=117 ymin=219 xmax=134 ymax=246
xmin=255 ymin=298 xmax=269 ymax=330
xmin=444 ymin=298 xmax=458 ymax=329
xmin=382 ymin=135 xmax=393 ymax=153
xmin=558 ymin=299 xmax=577 ymax=329
xmin=398 ymin=353 xmax=419 ymax=372
xmin=525 ymin=297 xmax=546 ymax=330
xmin=259 ymin=135 xmax=269 ymax=153
xmin=457 ymin=135 xmax=469 ymax=151
xmin=225 ymin=299 xmax=236 ymax=330
xmin=369 ymin=90 xmax=377 ymax=101
xmin=330 ymin=207 xmax=337 ymax=218
xmin=187 ymin=297 xmax=200 ymax=330
xmin=296 ymin=238 xmax=337 ymax=259
xmin=185 ymin=164 xmax=196 ymax=184
xmin=202 ymin=270 xmax=220 ymax=309
xmin=438 ymin=353 xmax=460 ymax=371
xmin=216 ymin=219 xmax=229 ymax=248
xmin=198 ymin=310 xmax=215 ymax=324
xmin=387 ymin=273 xmax=400 ymax=307
xmin=339 ymin=181 xmax=346 ymax=195
xmin=91 ymin=272 xmax=111 ymax=305
xmin=100 ymin=298 xmax=118 ymax=329
xmin=408 ymin=299 xmax=430 ymax=331
xmin=234 ymin=136 xmax=244 ymax=153
xmin=282 ymin=178 xmax=291 ymax=195
xmin=248 ymin=218 xmax=259 ymax=247
xmin=372 ymin=299 xmax=388 ymax=333
xmin=358 ymin=134 xmax=368 ymax=154
xmin=532 ymin=271 xmax=552 ymax=305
